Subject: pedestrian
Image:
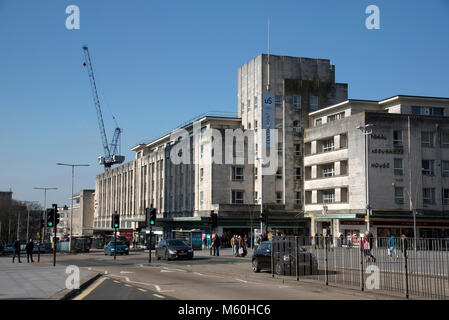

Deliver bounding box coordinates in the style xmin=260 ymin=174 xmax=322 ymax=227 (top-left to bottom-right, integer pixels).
xmin=238 ymin=235 xmax=247 ymax=257
xmin=339 ymin=233 xmax=344 ymax=247
xmin=230 ymin=235 xmax=235 ymax=255
xmin=203 ymin=236 xmax=207 ymax=249
xmin=212 ymin=233 xmax=221 ymax=256
xmin=361 ymin=232 xmax=370 ymax=262
xmin=388 ymin=233 xmax=398 ymax=259
xmin=367 ymin=231 xmax=376 ymax=262
xmin=400 ymin=234 xmax=408 ymax=257
xmin=12 ymin=238 xmax=22 ymax=263
xmin=25 ymin=238 xmax=34 ymax=263
xmin=234 ymin=235 xmax=240 ymax=256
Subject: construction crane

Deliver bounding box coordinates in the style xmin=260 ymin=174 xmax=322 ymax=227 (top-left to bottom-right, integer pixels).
xmin=82 ymin=45 xmax=125 ymax=170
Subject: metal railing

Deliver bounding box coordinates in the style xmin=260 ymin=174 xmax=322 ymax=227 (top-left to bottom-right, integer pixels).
xmin=271 ymin=236 xmax=449 ymax=299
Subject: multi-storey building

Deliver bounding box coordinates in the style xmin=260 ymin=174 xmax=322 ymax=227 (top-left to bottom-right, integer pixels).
xmin=304 ymin=95 xmax=449 ymax=239
xmin=238 ymin=54 xmax=347 ymax=233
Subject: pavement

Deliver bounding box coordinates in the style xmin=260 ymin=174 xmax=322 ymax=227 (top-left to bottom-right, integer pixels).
xmin=0 ymin=253 xmax=97 ymax=300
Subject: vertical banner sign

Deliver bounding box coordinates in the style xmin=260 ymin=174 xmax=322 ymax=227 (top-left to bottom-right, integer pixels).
xmin=262 ymin=93 xmax=274 ymax=147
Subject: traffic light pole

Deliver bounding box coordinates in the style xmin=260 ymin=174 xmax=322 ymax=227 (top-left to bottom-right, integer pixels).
xmin=148 ymin=226 xmax=152 ymax=263
xmin=53 ymin=206 xmax=57 ymax=267
xmin=114 ymin=227 xmax=117 ymax=261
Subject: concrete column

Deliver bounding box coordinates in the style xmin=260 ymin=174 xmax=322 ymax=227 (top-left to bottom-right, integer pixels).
xmin=312 ymin=190 xmax=318 ymax=204
xmin=311 ymin=141 xmax=317 ymax=154
xmin=311 ymin=165 xmax=317 ymax=179
xmin=335 ymin=187 xmax=341 ymax=203
xmin=335 ymin=161 xmax=341 ymax=176
xmin=334 ymin=134 xmax=341 ymax=149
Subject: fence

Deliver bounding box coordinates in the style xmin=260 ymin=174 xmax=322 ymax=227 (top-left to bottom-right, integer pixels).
xmin=271 ymin=236 xmax=449 ymax=299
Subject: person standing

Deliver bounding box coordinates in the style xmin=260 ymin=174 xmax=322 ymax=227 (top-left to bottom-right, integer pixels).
xmin=25 ymin=238 xmax=34 ymax=263
xmin=212 ymin=233 xmax=221 ymax=256
xmin=230 ymin=235 xmax=235 ymax=256
xmin=388 ymin=233 xmax=398 ymax=259
xmin=367 ymin=231 xmax=376 ymax=262
xmin=234 ymin=235 xmax=240 ymax=257
xmin=12 ymin=238 xmax=21 ymax=263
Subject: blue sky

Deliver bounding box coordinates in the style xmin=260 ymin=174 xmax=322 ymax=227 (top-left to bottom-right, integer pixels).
xmin=1 ymin=0 xmax=448 ymax=207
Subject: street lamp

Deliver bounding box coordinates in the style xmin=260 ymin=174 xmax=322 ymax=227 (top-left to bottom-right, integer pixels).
xmin=357 ymin=124 xmax=374 ymax=232
xmin=57 ymin=163 xmax=90 ymax=253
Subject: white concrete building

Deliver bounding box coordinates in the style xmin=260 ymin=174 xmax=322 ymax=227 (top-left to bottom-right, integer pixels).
xmin=304 ymin=95 xmax=449 ymax=239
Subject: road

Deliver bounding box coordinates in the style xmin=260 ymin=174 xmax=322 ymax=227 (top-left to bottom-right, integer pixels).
xmin=30 ymin=248 xmax=391 ymax=300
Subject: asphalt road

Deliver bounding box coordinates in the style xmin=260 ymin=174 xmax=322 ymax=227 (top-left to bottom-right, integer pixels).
xmin=34 ymin=249 xmax=390 ymax=300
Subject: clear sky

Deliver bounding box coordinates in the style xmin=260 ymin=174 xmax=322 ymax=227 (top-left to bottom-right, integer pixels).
xmin=1 ymin=0 xmax=448 ymax=208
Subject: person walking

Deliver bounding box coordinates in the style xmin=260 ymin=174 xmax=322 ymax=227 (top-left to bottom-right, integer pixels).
xmin=238 ymin=235 xmax=247 ymax=257
xmin=361 ymin=232 xmax=371 ymax=263
xmin=25 ymin=238 xmax=34 ymax=263
xmin=388 ymin=233 xmax=398 ymax=259
xmin=230 ymin=235 xmax=235 ymax=255
xmin=12 ymin=238 xmax=22 ymax=263
xmin=212 ymin=233 xmax=221 ymax=256
xmin=234 ymin=235 xmax=240 ymax=257
xmin=367 ymin=231 xmax=376 ymax=262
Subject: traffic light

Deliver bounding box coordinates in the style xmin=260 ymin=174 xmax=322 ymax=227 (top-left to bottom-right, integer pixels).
xmin=47 ymin=208 xmax=54 ymax=228
xmin=259 ymin=211 xmax=268 ymax=225
xmin=210 ymin=211 xmax=218 ymax=228
xmin=53 ymin=204 xmax=60 ymax=226
xmin=112 ymin=213 xmax=120 ymax=229
xmin=149 ymin=208 xmax=156 ymax=226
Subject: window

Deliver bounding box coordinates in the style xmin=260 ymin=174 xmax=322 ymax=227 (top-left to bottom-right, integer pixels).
xmin=276 ymin=169 xmax=282 ymax=179
xmin=323 ymin=139 xmax=334 ymax=152
xmin=254 ymin=96 xmax=258 ymax=109
xmin=200 ymin=168 xmax=204 ymax=182
xmin=310 ymin=96 xmax=319 ymax=111
xmin=293 ymin=95 xmax=301 ymax=109
xmin=293 ymin=120 xmax=301 ymax=132
xmin=422 ymin=160 xmax=435 ymax=176
xmin=327 ymin=112 xmax=345 ymax=122
xmin=295 ymin=167 xmax=302 ymax=180
xmin=395 ymin=187 xmax=404 ymax=204
xmin=275 ymin=118 xmax=283 ymax=129
xmin=412 ymin=106 xmax=444 ymax=116
xmin=247 ymin=99 xmax=251 ymax=112
xmin=200 ymin=144 xmax=204 ymax=158
xmin=248 ymin=122 xmax=252 ymax=130
xmin=394 ymin=159 xmax=403 ymax=176
xmin=232 ymin=191 xmax=244 ymax=204
xmin=275 ymin=95 xmax=283 ymax=108
xmin=254 ymin=167 xmax=258 ymax=179
xmin=421 ymin=132 xmax=434 ymax=148
xmin=441 ymin=131 xmax=449 ymax=148
xmin=393 ymin=130 xmax=403 ymax=147
xmin=276 ymin=192 xmax=283 ymax=204
xmin=296 ymin=192 xmax=302 ymax=205
xmin=443 ymin=189 xmax=449 ymax=205
xmin=442 ymin=161 xmax=449 ymax=177
xmin=200 ymin=191 xmax=204 ymax=205
xmin=295 ymin=143 xmax=302 ymax=156
xmin=315 ymin=118 xmax=322 ymax=126
xmin=232 ymin=167 xmax=244 ymax=180
xmin=323 ymin=190 xmax=335 ymax=204
xmin=423 ymin=188 xmax=435 ymax=205
xmin=254 ymin=120 xmax=258 ymax=131
xmin=322 ymin=164 xmax=335 ymax=177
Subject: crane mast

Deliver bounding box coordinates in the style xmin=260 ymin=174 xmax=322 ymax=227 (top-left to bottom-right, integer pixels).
xmin=82 ymin=45 xmax=125 ymax=170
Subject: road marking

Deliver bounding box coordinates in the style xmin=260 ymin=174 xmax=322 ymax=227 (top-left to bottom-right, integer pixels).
xmin=125 ymin=277 xmax=130 ymax=282
xmin=163 ymin=267 xmax=186 ymax=272
xmin=113 ymin=280 xmax=120 ymax=284
xmin=88 ymin=268 xmax=92 ymax=270
xmin=194 ymin=272 xmax=204 ymax=276
xmin=73 ymin=277 xmax=108 ymax=300
xmin=120 ymin=271 xmax=134 ymax=274
xmin=235 ymin=278 xmax=248 ymax=283
xmin=155 ymin=285 xmax=161 ymax=292
xmin=161 ymin=270 xmax=175 ymax=273
xmin=104 ymin=271 xmax=108 ymax=274
xmin=138 ymin=288 xmax=147 ymax=292
xmin=124 ymin=284 xmax=132 ymax=287
xmin=153 ymin=294 xmax=165 ymax=299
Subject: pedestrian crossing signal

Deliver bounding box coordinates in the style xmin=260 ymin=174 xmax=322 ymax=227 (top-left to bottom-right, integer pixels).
xmin=47 ymin=208 xmax=54 ymax=228
xmin=112 ymin=213 xmax=120 ymax=229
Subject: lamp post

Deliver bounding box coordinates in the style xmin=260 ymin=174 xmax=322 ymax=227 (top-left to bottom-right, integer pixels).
xmin=57 ymin=163 xmax=90 ymax=253
xmin=357 ymin=124 xmax=374 ymax=232
xmin=25 ymin=201 xmax=39 ymax=241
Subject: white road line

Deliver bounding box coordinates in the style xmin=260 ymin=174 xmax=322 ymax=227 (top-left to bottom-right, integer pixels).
xmin=155 ymin=285 xmax=161 ymax=292
xmin=163 ymin=267 xmax=187 ymax=272
xmin=235 ymin=278 xmax=248 ymax=283
xmin=125 ymin=277 xmax=130 ymax=282
xmin=120 ymin=271 xmax=134 ymax=274
xmin=161 ymin=270 xmax=175 ymax=273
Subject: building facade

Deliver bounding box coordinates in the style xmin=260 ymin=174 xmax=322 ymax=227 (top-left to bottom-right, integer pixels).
xmin=304 ymin=95 xmax=449 ymax=239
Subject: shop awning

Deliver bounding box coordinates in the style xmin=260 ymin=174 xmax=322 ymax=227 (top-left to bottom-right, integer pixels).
xmin=316 ymin=214 xmax=365 ymax=220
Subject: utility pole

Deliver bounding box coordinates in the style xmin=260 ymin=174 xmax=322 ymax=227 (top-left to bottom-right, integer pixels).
xmin=57 ymin=163 xmax=90 ymax=253
xmin=357 ymin=124 xmax=374 ymax=232
xmin=34 ymin=187 xmax=57 ymax=262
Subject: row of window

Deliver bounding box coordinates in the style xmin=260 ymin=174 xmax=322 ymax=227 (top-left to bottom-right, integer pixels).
xmin=240 ymin=95 xmax=319 ymax=114
xmin=315 ymin=112 xmax=345 ymax=126
xmin=394 ymin=187 xmax=449 ymax=205
xmin=393 ymin=130 xmax=449 ymax=148
xmin=229 ymin=190 xmax=302 ymax=205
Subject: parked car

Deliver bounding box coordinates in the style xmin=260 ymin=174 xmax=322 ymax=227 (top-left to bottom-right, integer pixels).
xmin=2 ymin=243 xmax=14 ymax=255
xmin=104 ymin=241 xmax=129 ymax=256
xmin=156 ymin=239 xmax=193 ymax=260
xmin=252 ymin=241 xmax=318 ymax=275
